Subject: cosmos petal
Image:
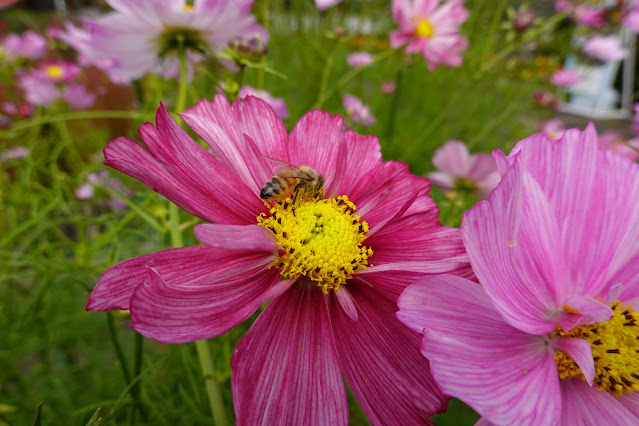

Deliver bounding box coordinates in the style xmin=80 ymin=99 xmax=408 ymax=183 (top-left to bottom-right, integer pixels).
xmin=553 ymin=338 xmax=595 ymax=385
xmin=194 ymin=224 xmax=280 ymax=251
xmin=559 ymin=380 xmax=637 ymax=424
xmin=231 ymin=284 xmax=348 ymax=425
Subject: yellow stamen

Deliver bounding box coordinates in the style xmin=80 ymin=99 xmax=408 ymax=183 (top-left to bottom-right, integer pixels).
xmin=257 ymin=194 xmax=372 ymax=294
xmin=45 ymin=65 xmax=64 ymax=79
xmin=554 ymin=301 xmax=639 ymax=396
xmin=183 ymin=3 xmax=193 ymax=11
xmin=414 ymin=19 xmax=434 ymax=38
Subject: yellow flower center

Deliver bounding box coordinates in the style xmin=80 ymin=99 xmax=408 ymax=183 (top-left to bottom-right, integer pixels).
xmin=454 ymin=177 xmax=477 ymax=193
xmin=183 ymin=3 xmax=193 ymax=12
xmin=45 ymin=65 xmax=64 ymax=79
xmin=257 ymin=193 xmax=372 ymax=294
xmin=414 ymin=19 xmax=434 ymax=38
xmin=554 ymin=301 xmax=639 ymax=396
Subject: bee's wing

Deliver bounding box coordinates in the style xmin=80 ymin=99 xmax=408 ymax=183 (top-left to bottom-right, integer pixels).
xmin=262 ymin=156 xmax=297 ymax=169
xmin=273 ymin=167 xmax=314 ymax=181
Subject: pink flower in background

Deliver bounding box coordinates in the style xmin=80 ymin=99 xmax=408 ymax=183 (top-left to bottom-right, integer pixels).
xmin=34 ymin=60 xmax=81 ymax=83
xmin=342 ymin=94 xmax=376 ymax=126
xmin=390 ymin=0 xmax=469 ymax=71
xmin=398 ymin=125 xmax=639 ymax=425
xmin=0 ymin=146 xmax=29 ymax=163
xmin=380 ymin=80 xmax=396 ymax=94
xmin=533 ymin=91 xmax=561 ymax=110
xmin=315 ymin=0 xmax=343 ymax=11
xmin=623 ymin=9 xmax=639 ymax=33
xmin=583 ymin=35 xmax=628 ymax=62
xmin=346 ymin=52 xmax=374 ymax=68
xmin=238 ymin=86 xmax=288 ymax=119
xmin=18 ymin=74 xmax=60 ymax=107
xmin=572 ymin=5 xmax=605 ymax=28
xmin=428 ymin=140 xmax=499 ymax=199
xmin=76 ymin=170 xmax=131 ymax=210
xmin=3 ymin=102 xmax=33 ymax=118
xmin=88 ymin=94 xmax=474 ymax=424
xmin=61 ymin=0 xmax=267 ymax=84
xmin=598 ymin=130 xmax=639 ymax=162
xmin=550 ymin=69 xmax=579 ymax=87
xmin=63 ymin=84 xmax=96 ymax=109
xmin=554 ymin=0 xmax=574 ymax=13
xmin=632 ymin=103 xmax=639 ymax=136
xmin=0 ymin=0 xmax=19 ymax=8
xmin=541 ymin=118 xmax=566 ymax=140
xmin=2 ymin=30 xmax=46 ymax=62
xmin=512 ymin=7 xmax=535 ymax=32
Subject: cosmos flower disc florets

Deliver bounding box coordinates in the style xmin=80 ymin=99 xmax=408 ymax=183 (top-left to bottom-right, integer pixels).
xmin=258 ymin=194 xmax=372 ymax=294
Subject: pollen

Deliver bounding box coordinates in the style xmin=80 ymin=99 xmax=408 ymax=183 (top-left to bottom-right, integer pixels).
xmin=257 ymin=194 xmax=372 ymax=294
xmin=414 ymin=18 xmax=434 ymax=38
xmin=554 ymin=301 xmax=639 ymax=396
xmin=45 ymin=65 xmax=64 ymax=79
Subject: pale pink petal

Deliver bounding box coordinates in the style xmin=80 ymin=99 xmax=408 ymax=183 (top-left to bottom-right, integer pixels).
xmin=432 ymin=140 xmax=471 ymax=176
xmin=427 ymin=171 xmax=455 ymax=192
xmin=618 ymin=393 xmax=639 ymax=417
xmin=462 ymin=156 xmax=566 ymax=334
xmin=553 ymin=338 xmax=595 ymax=385
xmin=330 ymin=280 xmax=448 ymax=423
xmin=129 ymin=258 xmax=280 ymax=343
xmin=398 ymin=275 xmax=561 ymax=425
xmin=557 ymin=295 xmax=612 ymax=331
xmin=559 ymin=380 xmax=637 ymax=424
xmin=194 ymin=224 xmax=280 ymax=251
xmin=87 ymin=245 xmax=269 ymax=311
xmin=334 ymin=286 xmax=358 ymax=321
xmin=231 ymin=284 xmax=348 ymax=425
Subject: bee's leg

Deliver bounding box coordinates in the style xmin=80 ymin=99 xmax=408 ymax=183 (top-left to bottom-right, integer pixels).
xmin=291 ymin=186 xmax=302 ymax=216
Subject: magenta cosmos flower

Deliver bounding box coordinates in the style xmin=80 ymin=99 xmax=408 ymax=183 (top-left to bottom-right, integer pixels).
xmin=428 ymin=140 xmax=499 ymax=200
xmin=398 ymin=125 xmax=639 ymax=424
xmin=550 ymin=69 xmax=579 ymax=88
xmin=390 ymin=0 xmax=469 ymax=71
xmin=88 ymin=94 xmax=474 ymax=424
xmin=61 ymin=0 xmax=266 ymax=83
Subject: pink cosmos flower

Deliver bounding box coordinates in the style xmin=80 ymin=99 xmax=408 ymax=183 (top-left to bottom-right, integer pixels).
xmin=0 ymin=146 xmax=29 ymax=163
xmin=512 ymin=8 xmax=535 ymax=32
xmin=342 ymin=94 xmax=376 ymax=126
xmin=541 ymin=118 xmax=566 ymax=140
xmin=2 ymin=30 xmax=47 ymax=62
xmin=0 ymin=0 xmax=19 ymax=8
xmin=623 ymin=9 xmax=639 ymax=33
xmin=533 ymin=90 xmax=561 ymax=110
xmin=572 ymin=5 xmax=605 ymax=28
xmin=18 ymin=74 xmax=60 ymax=107
xmin=390 ymin=0 xmax=469 ymax=71
xmin=88 ymin=94 xmax=475 ymax=424
xmin=398 ymin=125 xmax=639 ymax=425
xmin=380 ymin=80 xmax=397 ymax=94
xmin=554 ymin=0 xmax=574 ymax=13
xmin=238 ymin=86 xmax=288 ymax=119
xmin=34 ymin=60 xmax=81 ymax=83
xmin=346 ymin=51 xmax=374 ymax=68
xmin=598 ymin=130 xmax=639 ymax=162
xmin=63 ymin=84 xmax=96 ymax=109
xmin=428 ymin=140 xmax=500 ymax=200
xmin=18 ymin=68 xmax=94 ymax=109
xmin=61 ymin=0 xmax=267 ymax=83
xmin=550 ymin=69 xmax=579 ymax=87
xmin=2 ymin=101 xmax=33 ymax=118
xmin=583 ymin=35 xmax=629 ymax=62
xmin=315 ymin=0 xmax=343 ymax=11
xmin=76 ymin=170 xmax=131 ymax=210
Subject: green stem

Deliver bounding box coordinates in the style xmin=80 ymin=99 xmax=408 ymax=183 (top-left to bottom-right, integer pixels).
xmin=106 ymin=313 xmax=132 ymax=385
xmin=130 ymin=332 xmax=146 ymax=423
xmin=174 ymin=41 xmax=226 ymax=426
xmin=196 ymin=340 xmax=228 ymax=426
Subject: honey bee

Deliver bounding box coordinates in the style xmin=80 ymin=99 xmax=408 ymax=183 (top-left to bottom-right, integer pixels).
xmin=260 ymin=157 xmax=325 ymax=206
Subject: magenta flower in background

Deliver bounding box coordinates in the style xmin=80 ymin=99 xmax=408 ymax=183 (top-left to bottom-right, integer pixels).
xmin=238 ymin=85 xmax=288 ymax=119
xmin=598 ymin=130 xmax=639 ymax=162
xmin=2 ymin=30 xmax=46 ymax=62
xmin=398 ymin=125 xmax=639 ymax=425
xmin=623 ymin=9 xmax=639 ymax=33
xmin=314 ymin=0 xmax=343 ymax=11
xmin=550 ymin=69 xmax=579 ymax=88
xmin=346 ymin=51 xmax=374 ymax=68
xmin=428 ymin=140 xmax=500 ymax=200
xmin=541 ymin=118 xmax=566 ymax=140
xmin=583 ymin=35 xmax=628 ymax=62
xmin=533 ymin=90 xmax=561 ymax=110
xmin=390 ymin=0 xmax=468 ymax=71
xmin=3 ymin=101 xmax=34 ymax=119
xmin=88 ymin=94 xmax=475 ymax=424
xmin=572 ymin=5 xmax=605 ymax=28
xmin=61 ymin=0 xmax=267 ymax=84
xmin=0 ymin=0 xmax=19 ymax=8
xmin=342 ymin=94 xmax=376 ymax=126
xmin=34 ymin=60 xmax=81 ymax=83
xmin=380 ymin=80 xmax=397 ymax=94
xmin=63 ymin=84 xmax=96 ymax=109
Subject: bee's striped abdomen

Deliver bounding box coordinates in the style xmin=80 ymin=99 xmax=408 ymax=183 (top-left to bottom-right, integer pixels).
xmin=260 ymin=176 xmax=286 ymax=199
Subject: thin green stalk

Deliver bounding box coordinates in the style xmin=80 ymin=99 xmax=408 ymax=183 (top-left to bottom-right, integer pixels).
xmin=130 ymin=332 xmax=146 ymax=423
xmin=175 ymin=42 xmax=226 ymax=426
xmin=106 ymin=312 xmax=132 ymax=384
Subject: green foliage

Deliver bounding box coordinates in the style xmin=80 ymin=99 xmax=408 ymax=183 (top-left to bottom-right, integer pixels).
xmin=0 ymin=0 xmax=561 ymax=424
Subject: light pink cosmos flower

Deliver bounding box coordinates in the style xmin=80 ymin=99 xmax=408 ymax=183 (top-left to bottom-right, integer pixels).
xmin=550 ymin=68 xmax=579 ymax=87
xmin=541 ymin=118 xmax=566 ymax=140
xmin=315 ymin=0 xmax=343 ymax=11
xmin=598 ymin=130 xmax=639 ymax=162
xmin=2 ymin=30 xmax=47 ymax=62
xmin=623 ymin=9 xmax=639 ymax=33
xmin=398 ymin=125 xmax=639 ymax=425
xmin=572 ymin=5 xmax=605 ymax=28
xmin=60 ymin=0 xmax=267 ymax=84
xmin=346 ymin=51 xmax=374 ymax=68
xmin=34 ymin=60 xmax=82 ymax=83
xmin=63 ymin=84 xmax=96 ymax=109
xmin=88 ymin=94 xmax=475 ymax=424
xmin=18 ymin=70 xmax=95 ymax=109
xmin=238 ymin=85 xmax=288 ymax=119
xmin=428 ymin=140 xmax=500 ymax=200
xmin=390 ymin=0 xmax=469 ymax=71
xmin=342 ymin=94 xmax=376 ymax=126
xmin=583 ymin=35 xmax=629 ymax=62
xmin=0 ymin=146 xmax=29 ymax=163
xmin=380 ymin=80 xmax=397 ymax=94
